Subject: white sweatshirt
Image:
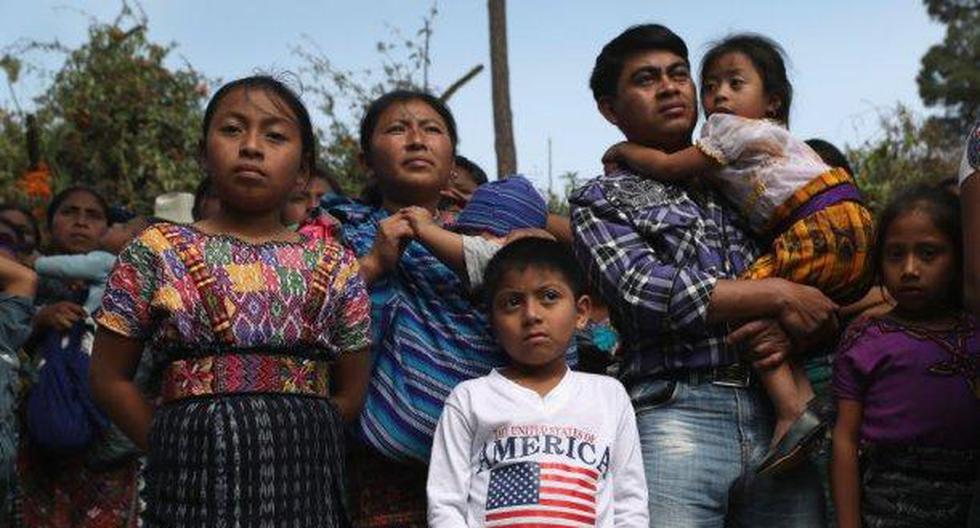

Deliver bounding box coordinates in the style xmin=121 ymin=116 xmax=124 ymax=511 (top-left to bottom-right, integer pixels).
xmin=427 ymin=369 xmax=648 ymax=527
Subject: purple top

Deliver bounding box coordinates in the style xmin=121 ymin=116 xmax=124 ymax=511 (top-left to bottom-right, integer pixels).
xmin=833 ymin=314 xmax=980 ymax=450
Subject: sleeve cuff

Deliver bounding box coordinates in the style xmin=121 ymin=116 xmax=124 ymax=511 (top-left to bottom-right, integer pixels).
xmin=695 ymin=140 xmax=728 ymax=166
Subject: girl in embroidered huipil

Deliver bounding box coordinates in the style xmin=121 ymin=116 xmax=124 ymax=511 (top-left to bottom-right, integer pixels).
xmin=601 ymin=33 xmax=875 ymax=474
xmin=89 ymin=76 xmax=371 ymax=527
xmin=831 ymin=186 xmax=979 ymax=528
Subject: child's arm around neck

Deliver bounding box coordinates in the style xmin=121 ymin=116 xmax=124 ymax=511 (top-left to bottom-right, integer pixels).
xmin=0 ymin=256 xmax=37 ymax=299
xmin=602 ymin=141 xmax=719 ymax=182
xmin=398 ymin=206 xmax=466 ymax=273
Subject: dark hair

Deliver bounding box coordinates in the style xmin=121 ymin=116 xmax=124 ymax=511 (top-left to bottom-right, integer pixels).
xmin=201 ymin=75 xmax=317 ymax=171
xmin=805 ymin=138 xmax=853 ymax=176
xmin=0 ymin=204 xmax=41 ymax=242
xmin=484 ymin=238 xmax=586 ymax=305
xmin=701 ymin=34 xmax=792 ymax=125
xmin=46 ymin=186 xmax=109 ymax=226
xmin=590 ymin=24 xmax=690 ymax=101
xmin=937 ymin=176 xmax=959 ymax=196
xmin=873 ymin=184 xmax=963 ymax=307
xmin=359 ymin=90 xmax=458 ymax=160
xmin=192 ymin=177 xmax=214 ymax=222
xmin=312 ymin=164 xmax=344 ymax=195
xmin=455 ymin=155 xmax=489 ymax=185
xmin=0 ymin=217 xmax=24 ymax=247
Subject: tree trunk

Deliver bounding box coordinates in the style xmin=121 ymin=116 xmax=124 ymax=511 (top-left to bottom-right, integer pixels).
xmin=488 ymin=0 xmax=516 ymax=178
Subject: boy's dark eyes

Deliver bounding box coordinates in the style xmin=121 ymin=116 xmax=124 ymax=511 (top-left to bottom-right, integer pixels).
xmin=497 ymin=294 xmax=522 ymax=309
xmin=541 ymin=289 xmax=561 ymax=302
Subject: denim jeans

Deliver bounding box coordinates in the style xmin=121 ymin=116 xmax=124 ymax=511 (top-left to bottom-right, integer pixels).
xmin=632 ymin=378 xmax=826 ymax=527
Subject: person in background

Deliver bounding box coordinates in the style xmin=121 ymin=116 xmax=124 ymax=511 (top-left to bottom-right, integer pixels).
xmin=283 ymin=165 xmax=345 ymax=228
xmin=307 ymin=164 xmax=344 ymax=208
xmin=30 ymin=186 xmax=110 ymax=334
xmin=28 ymin=216 xmax=149 ymax=316
xmin=440 ymin=155 xmax=489 ymax=213
xmin=958 ymin=118 xmax=979 ymax=525
xmin=282 ymin=187 xmax=312 ymax=227
xmin=16 ymin=186 xmax=143 ymax=528
xmin=0 ymin=252 xmax=37 ymax=522
xmin=0 ymin=219 xmax=24 ymax=261
xmin=0 ymin=205 xmax=41 ymax=261
xmin=831 ymin=185 xmax=978 ymax=528
xmin=804 ymin=138 xmax=854 ymax=177
xmin=427 ymin=239 xmax=648 ymax=527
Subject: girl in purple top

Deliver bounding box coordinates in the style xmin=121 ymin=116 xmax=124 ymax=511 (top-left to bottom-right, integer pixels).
xmin=831 ymin=185 xmax=979 ymax=528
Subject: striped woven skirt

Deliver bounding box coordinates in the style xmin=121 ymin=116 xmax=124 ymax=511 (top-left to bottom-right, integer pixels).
xmin=860 ymin=444 xmax=978 ymax=528
xmin=143 ymin=393 xmax=349 ymax=527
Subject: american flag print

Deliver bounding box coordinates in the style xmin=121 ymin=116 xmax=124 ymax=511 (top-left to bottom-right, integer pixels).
xmin=485 ymin=461 xmax=598 ymax=527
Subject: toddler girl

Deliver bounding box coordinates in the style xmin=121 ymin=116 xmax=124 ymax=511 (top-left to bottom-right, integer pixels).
xmin=604 ymin=34 xmax=874 ymax=473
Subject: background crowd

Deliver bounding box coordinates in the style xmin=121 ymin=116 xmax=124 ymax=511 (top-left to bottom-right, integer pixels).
xmin=0 ymin=9 xmax=977 ymax=528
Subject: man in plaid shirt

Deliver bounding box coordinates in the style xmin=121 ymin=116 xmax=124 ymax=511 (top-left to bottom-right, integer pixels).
xmin=571 ymin=24 xmax=834 ymax=526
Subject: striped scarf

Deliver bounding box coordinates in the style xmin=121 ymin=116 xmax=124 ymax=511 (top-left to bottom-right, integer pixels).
xmin=329 ymin=201 xmax=506 ymax=462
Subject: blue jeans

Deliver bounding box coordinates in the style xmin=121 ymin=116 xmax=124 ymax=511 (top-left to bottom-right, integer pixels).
xmin=633 ymin=378 xmax=826 ymax=527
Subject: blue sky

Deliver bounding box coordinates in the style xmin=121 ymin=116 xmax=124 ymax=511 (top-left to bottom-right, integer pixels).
xmin=1 ymin=1 xmax=944 ymax=194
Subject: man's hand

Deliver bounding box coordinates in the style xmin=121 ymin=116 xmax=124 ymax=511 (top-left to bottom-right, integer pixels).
xmin=728 ymin=319 xmax=791 ymax=371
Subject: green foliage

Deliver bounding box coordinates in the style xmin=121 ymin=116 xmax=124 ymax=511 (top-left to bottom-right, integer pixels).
xmin=294 ymin=3 xmax=439 ymax=198
xmin=3 ymin=5 xmax=208 ymax=213
xmin=545 ymin=171 xmax=579 ymax=216
xmin=0 ymin=110 xmax=27 ymax=194
xmin=847 ymin=104 xmax=959 ymax=212
xmin=917 ymin=0 xmax=979 ymax=138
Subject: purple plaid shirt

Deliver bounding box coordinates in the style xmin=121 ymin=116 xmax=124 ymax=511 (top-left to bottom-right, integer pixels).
xmin=570 ymin=171 xmax=759 ymax=382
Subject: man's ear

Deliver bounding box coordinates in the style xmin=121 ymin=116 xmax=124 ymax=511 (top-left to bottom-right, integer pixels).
xmin=597 ymin=96 xmax=620 ymax=127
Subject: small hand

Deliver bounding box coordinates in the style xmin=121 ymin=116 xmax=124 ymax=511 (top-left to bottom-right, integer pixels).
xmin=728 ymin=319 xmax=791 ymax=371
xmin=35 ymin=301 xmax=87 ymax=333
xmin=772 ymin=279 xmax=839 ymax=346
xmin=398 ymin=206 xmax=436 ymax=236
xmin=602 ymin=142 xmax=631 ymax=175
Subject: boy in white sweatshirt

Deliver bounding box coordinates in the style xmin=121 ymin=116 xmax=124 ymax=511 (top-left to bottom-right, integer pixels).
xmin=427 ymin=238 xmax=648 ymax=527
